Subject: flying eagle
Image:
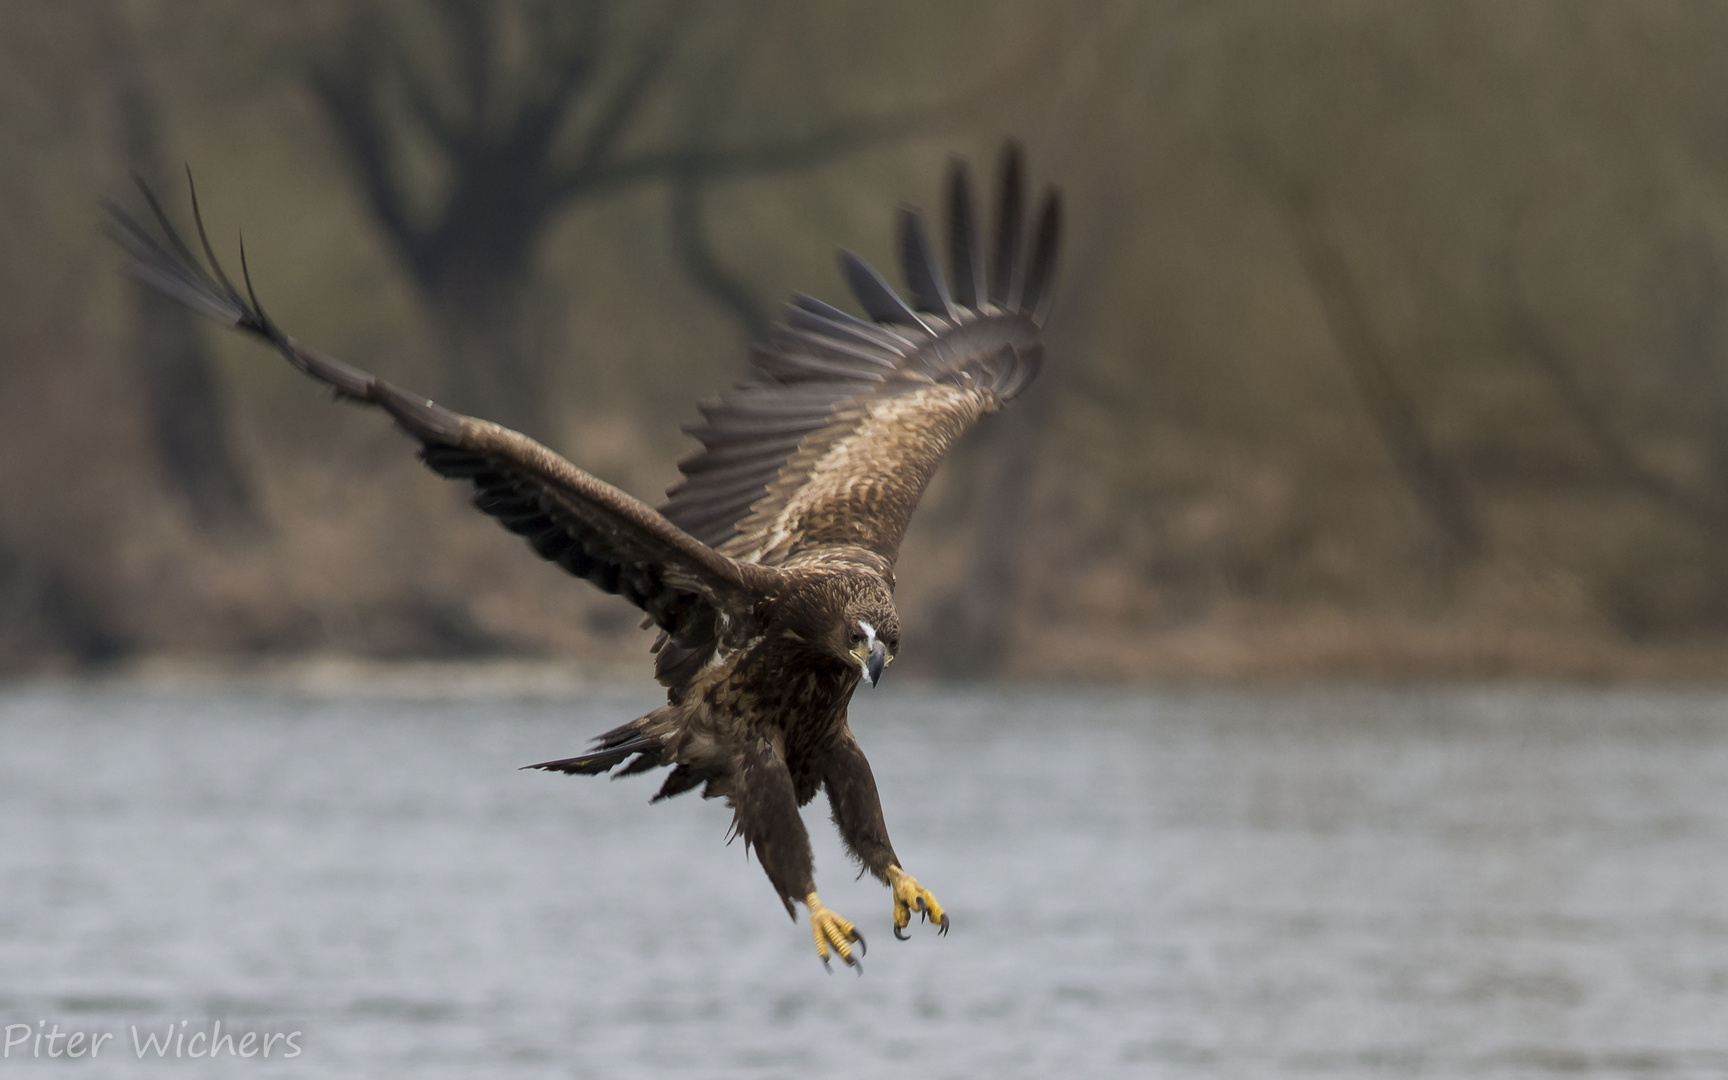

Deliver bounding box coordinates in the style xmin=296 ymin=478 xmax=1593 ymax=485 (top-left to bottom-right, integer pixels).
xmin=110 ymin=144 xmax=1059 ymax=971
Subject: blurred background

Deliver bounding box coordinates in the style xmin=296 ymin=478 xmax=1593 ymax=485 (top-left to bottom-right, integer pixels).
xmin=6 ymin=0 xmax=1728 ymax=680
xmin=11 ymin=7 xmax=1728 ymax=1076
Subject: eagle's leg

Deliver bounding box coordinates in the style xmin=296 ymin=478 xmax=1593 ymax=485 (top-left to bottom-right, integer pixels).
xmin=821 ymin=732 xmax=950 ymax=941
xmin=734 ymin=738 xmax=862 ymax=970
xmin=804 ymin=893 xmax=863 ymax=974
xmin=884 ymin=865 xmax=949 ymax=939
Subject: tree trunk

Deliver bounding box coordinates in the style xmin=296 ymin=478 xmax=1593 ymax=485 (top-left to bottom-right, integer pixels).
xmin=924 ymin=388 xmax=1051 ymax=676
xmin=922 ymin=151 xmax=1125 ymax=678
xmin=425 ymin=275 xmax=549 ymax=438
xmin=1502 ymin=242 xmax=1728 ymax=536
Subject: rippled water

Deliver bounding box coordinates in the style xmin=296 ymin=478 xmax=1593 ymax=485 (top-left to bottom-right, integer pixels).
xmin=4 ymin=680 xmax=1728 ymax=1077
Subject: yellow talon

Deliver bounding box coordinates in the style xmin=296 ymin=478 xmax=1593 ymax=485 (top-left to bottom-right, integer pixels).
xmin=885 ymin=865 xmax=949 ymax=939
xmin=805 ymin=893 xmax=863 ymax=971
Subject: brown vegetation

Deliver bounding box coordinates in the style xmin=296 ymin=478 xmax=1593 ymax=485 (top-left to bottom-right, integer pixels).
xmin=7 ymin=1 xmax=1728 ymax=679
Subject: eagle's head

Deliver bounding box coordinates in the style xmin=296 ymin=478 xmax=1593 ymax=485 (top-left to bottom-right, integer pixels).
xmin=834 ymin=585 xmax=900 ymax=688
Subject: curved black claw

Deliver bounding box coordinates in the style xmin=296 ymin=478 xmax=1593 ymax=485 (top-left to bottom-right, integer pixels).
xmin=821 ymin=954 xmax=833 ymax=974
xmin=938 ymin=913 xmax=951 ymax=936
xmin=854 ymin=930 xmax=867 ymax=957
xmin=894 ymin=924 xmax=910 ymax=941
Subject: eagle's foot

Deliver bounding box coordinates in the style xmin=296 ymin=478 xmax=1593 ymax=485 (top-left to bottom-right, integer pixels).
xmin=885 ymin=865 xmax=949 ymax=940
xmin=805 ymin=893 xmax=864 ymax=973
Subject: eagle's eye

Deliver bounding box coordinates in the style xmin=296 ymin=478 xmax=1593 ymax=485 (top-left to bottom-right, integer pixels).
xmin=848 ymin=629 xmax=864 ymax=645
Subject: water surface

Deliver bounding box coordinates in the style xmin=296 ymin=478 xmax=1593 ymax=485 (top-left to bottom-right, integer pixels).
xmin=4 ymin=681 xmax=1727 ymax=1077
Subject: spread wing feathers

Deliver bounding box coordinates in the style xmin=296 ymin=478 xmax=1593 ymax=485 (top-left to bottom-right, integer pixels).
xmin=659 ymin=142 xmax=1061 ymax=564
xmin=107 ymin=178 xmax=776 ymax=645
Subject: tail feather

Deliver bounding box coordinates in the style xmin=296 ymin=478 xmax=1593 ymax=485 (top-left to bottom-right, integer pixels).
xmin=521 ymin=715 xmax=667 ymax=776
xmin=613 ymin=747 xmax=668 ymax=777
xmin=651 ymin=763 xmax=706 ymax=802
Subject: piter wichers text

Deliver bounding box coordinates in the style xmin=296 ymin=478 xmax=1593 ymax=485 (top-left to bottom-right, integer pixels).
xmin=5 ymin=1020 xmax=302 ymax=1059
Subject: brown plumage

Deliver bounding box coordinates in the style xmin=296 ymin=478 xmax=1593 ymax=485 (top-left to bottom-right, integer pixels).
xmin=109 ymin=143 xmax=1060 ymax=970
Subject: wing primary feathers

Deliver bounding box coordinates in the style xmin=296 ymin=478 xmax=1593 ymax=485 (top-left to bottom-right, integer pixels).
xmin=112 ymin=172 xmax=780 ymax=641
xmin=186 ymin=169 xmax=252 ymax=321
xmin=668 ymin=466 xmax=789 ymax=503
xmin=696 ymin=384 xmax=850 ymax=417
xmin=786 ymin=304 xmax=910 ymax=356
xmin=688 ymin=411 xmax=833 ymax=438
xmin=898 ymin=207 xmax=958 ymax=320
xmin=674 ymin=437 xmax=807 ymax=473
xmin=755 ymin=350 xmax=890 ymax=385
xmin=133 ymin=175 xmax=214 ymax=290
xmin=107 ymin=210 xmax=243 ymax=326
xmin=121 ymin=170 xmax=388 ymax=409
xmin=793 ymin=292 xmax=875 ymax=330
xmin=989 ymin=142 xmax=1024 ymax=309
xmin=792 ymin=294 xmax=915 ymax=349
xmin=660 ymin=140 xmax=1060 ymax=562
xmin=840 ymin=251 xmax=933 ymax=333
xmin=116 ymin=173 xmax=247 ymax=325
xmin=765 ymin=331 xmax=897 ymax=371
xmin=1021 ymin=188 xmax=1063 ymax=324
xmin=947 ymin=158 xmax=984 ymax=308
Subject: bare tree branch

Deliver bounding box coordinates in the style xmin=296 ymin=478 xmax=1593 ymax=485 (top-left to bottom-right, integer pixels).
xmin=566 ymin=4 xmax=691 ymax=180
xmin=1661 ymin=230 xmax=1728 ymax=493
xmin=384 ymin=35 xmax=463 ymax=150
xmin=560 ymin=109 xmax=942 ymax=200
xmin=1500 ymin=235 xmax=1728 ymax=535
xmin=433 ymin=0 xmax=495 ymax=131
xmin=669 ymin=158 xmax=770 ymax=343
xmin=307 ymin=0 xmax=974 ymax=433
xmin=1274 ymin=178 xmax=1482 ymax=561
xmin=308 ymin=36 xmax=427 ymax=266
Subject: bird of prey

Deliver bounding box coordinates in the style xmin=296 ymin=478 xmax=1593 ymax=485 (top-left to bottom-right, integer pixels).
xmin=110 ymin=144 xmax=1059 ymax=971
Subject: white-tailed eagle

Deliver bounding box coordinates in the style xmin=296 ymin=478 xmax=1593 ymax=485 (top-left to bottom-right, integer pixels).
xmin=110 ymin=144 xmax=1059 ymax=971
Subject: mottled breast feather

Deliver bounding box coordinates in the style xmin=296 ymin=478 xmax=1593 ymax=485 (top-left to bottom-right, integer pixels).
xmin=659 ymin=143 xmax=1061 ymax=568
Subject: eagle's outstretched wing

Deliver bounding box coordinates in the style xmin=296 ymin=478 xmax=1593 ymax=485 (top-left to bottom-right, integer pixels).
xmin=106 ymin=182 xmax=777 ymax=646
xmin=659 ymin=143 xmax=1060 ymax=568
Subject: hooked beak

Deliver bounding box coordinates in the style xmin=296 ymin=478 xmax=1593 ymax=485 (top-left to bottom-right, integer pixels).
xmin=862 ymin=640 xmax=887 ymax=687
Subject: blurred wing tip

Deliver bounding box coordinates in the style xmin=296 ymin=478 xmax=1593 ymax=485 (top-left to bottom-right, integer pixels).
xmin=946 ymin=157 xmax=982 ymax=309
xmin=839 ymin=250 xmax=931 ymax=333
xmin=989 ymin=141 xmax=1026 ymax=309
xmin=1022 ymin=186 xmax=1063 ymax=324
xmin=897 ymin=206 xmax=957 ymax=320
